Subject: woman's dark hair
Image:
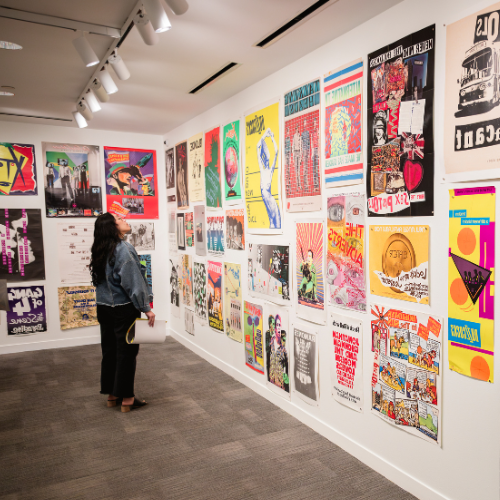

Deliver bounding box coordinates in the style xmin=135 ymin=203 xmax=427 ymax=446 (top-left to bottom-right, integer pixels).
xmin=90 ymin=213 xmax=122 ymax=286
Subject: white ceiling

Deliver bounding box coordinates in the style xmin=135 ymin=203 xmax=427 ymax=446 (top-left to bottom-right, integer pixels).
xmin=0 ymin=0 xmax=401 ymax=135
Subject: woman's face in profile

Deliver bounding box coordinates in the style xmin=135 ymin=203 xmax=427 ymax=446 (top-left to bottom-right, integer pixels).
xmin=2 ymin=216 xmax=35 ymax=263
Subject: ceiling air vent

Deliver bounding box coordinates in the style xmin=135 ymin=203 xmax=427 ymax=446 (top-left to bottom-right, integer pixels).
xmin=0 ymin=112 xmax=72 ymax=122
xmin=189 ymin=62 xmax=240 ymax=94
xmin=255 ymin=0 xmax=333 ymax=48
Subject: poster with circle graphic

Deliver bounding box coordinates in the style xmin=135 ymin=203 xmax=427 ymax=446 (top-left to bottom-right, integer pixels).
xmin=222 ymin=120 xmax=242 ymax=205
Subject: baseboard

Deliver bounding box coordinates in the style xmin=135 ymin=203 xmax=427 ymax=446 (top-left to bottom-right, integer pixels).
xmin=170 ymin=328 xmax=450 ymax=500
xmin=0 ymin=335 xmax=101 ymax=355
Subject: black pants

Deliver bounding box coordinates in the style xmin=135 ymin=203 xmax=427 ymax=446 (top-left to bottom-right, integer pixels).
xmin=97 ymin=303 xmax=141 ymax=398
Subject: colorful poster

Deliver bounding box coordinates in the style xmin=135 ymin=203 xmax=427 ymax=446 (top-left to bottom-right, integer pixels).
xmin=184 ymin=308 xmax=195 ymax=335
xmin=181 ymin=254 xmax=193 ymax=308
xmin=244 ymin=101 xmax=282 ymax=233
xmin=449 ymin=187 xmax=495 ymax=382
xmin=194 ymin=205 xmax=206 ymax=256
xmin=292 ymin=323 xmax=319 ymax=405
xmin=370 ymin=225 xmax=429 ymax=304
xmin=175 ymin=141 xmax=189 ymax=209
xmin=169 ymin=257 xmax=180 ymax=318
xmin=7 ymin=285 xmax=47 ymax=335
xmin=42 ymin=142 xmax=102 ymax=218
xmin=177 ymin=213 xmax=185 ymax=250
xmin=138 ymin=254 xmax=152 ymax=289
xmin=224 ymin=262 xmax=242 ymax=343
xmin=324 ymin=59 xmax=363 ymax=187
xmin=283 ymin=79 xmax=322 ymax=211
xmin=168 ymin=203 xmax=177 ymax=255
xmin=207 ymin=214 xmax=225 ymax=256
xmin=330 ymin=313 xmax=363 ymax=412
xmin=223 ymin=120 xmax=242 ymax=204
xmin=104 ymin=146 xmax=158 ymax=219
xmin=0 ymin=142 xmax=37 ymax=195
xmin=444 ymin=4 xmax=500 ymax=182
xmin=57 ymin=221 xmax=93 ymax=284
xmin=327 ymin=193 xmax=366 ymax=312
xmin=244 ymin=300 xmax=264 ymax=373
xmin=225 ymin=208 xmax=245 ymax=250
xmin=295 ymin=220 xmax=325 ymax=323
xmin=204 ymin=126 xmax=222 ymax=209
xmin=248 ymin=242 xmax=290 ymax=304
xmin=264 ymin=302 xmax=290 ymax=399
xmin=0 ymin=209 xmax=45 ymax=282
xmin=193 ymin=260 xmax=207 ymax=324
xmin=188 ymin=133 xmax=204 ymax=202
xmin=165 ymin=147 xmax=175 ymax=198
xmin=184 ymin=212 xmax=194 ymax=247
xmin=367 ymin=26 xmax=435 ymax=216
xmin=371 ymin=304 xmax=442 ymax=445
xmin=207 ymin=260 xmax=223 ymax=332
xmin=123 ymin=222 xmax=155 ymax=251
xmin=58 ymin=286 xmax=98 ymax=330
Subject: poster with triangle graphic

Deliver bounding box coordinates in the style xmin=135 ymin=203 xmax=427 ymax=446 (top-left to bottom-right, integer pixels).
xmin=448 ymin=187 xmax=495 ymax=382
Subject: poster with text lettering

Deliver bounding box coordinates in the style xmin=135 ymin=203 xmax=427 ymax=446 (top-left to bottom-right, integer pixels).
xmin=224 ymin=262 xmax=242 ymax=343
xmin=175 ymin=141 xmax=189 ymax=209
xmin=206 ymin=214 xmax=225 ymax=256
xmin=244 ymin=300 xmax=264 ymax=373
xmin=7 ymin=286 xmax=47 ymax=336
xmin=292 ymin=324 xmax=319 ymax=406
xmin=166 ymin=147 xmax=175 ymax=199
xmin=181 ymin=254 xmax=193 ymax=308
xmin=371 ymin=304 xmax=442 ymax=445
xmin=245 ymin=101 xmax=283 ymax=234
xmin=205 ymin=127 xmax=222 ymax=209
xmin=448 ymin=187 xmax=495 ymax=382
xmin=188 ymin=133 xmax=204 ymax=202
xmin=223 ymin=120 xmax=242 ymax=205
xmin=367 ymin=26 xmax=435 ymax=217
xmin=207 ymin=260 xmax=223 ymax=333
xmin=57 ymin=221 xmax=93 ymax=284
xmin=58 ymin=286 xmax=98 ymax=330
xmin=284 ymin=79 xmax=322 ymax=211
xmin=0 ymin=142 xmax=37 ymax=195
xmin=169 ymin=257 xmax=180 ymax=318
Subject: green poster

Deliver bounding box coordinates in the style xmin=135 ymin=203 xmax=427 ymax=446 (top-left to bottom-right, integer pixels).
xmin=222 ymin=120 xmax=242 ymax=203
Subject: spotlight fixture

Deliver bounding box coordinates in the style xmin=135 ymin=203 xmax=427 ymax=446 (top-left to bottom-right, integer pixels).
xmin=85 ymin=89 xmax=101 ymax=112
xmin=0 ymin=41 xmax=22 ymax=50
xmin=72 ymin=32 xmax=99 ymax=67
xmin=142 ymin=0 xmax=172 ymax=33
xmin=72 ymin=111 xmax=88 ymax=128
xmin=109 ymin=50 xmax=130 ymax=81
xmin=77 ymin=101 xmax=93 ymax=121
xmin=91 ymin=79 xmax=110 ymax=103
xmin=134 ymin=12 xmax=159 ymax=45
xmin=99 ymin=66 xmax=118 ymax=94
xmin=164 ymin=0 xmax=189 ymax=15
xmin=0 ymin=86 xmax=15 ymax=96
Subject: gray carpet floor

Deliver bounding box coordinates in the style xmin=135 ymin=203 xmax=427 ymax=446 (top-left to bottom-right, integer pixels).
xmin=0 ymin=337 xmax=417 ymax=500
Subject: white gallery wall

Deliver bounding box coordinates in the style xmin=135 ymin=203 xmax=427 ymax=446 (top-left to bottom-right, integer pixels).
xmin=164 ymin=0 xmax=500 ymax=499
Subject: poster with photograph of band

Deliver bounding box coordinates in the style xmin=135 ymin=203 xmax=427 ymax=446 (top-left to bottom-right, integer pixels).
xmin=244 ymin=299 xmax=264 ymax=374
xmin=58 ymin=286 xmax=98 ymax=330
xmin=207 ymin=260 xmax=223 ymax=333
xmin=194 ymin=205 xmax=206 ymax=256
xmin=371 ymin=304 xmax=442 ymax=445
xmin=248 ymin=241 xmax=291 ymax=305
xmin=181 ymin=254 xmax=193 ymax=308
xmin=292 ymin=323 xmax=319 ymax=406
xmin=264 ymin=302 xmax=290 ymax=399
xmin=205 ymin=126 xmax=222 ymax=209
xmin=177 ymin=212 xmax=185 ymax=251
xmin=166 ymin=147 xmax=175 ymax=198
xmin=169 ymin=257 xmax=180 ymax=318
xmin=225 ymin=208 xmax=245 ymax=250
xmin=175 ymin=141 xmax=189 ymax=209
xmin=0 ymin=142 xmax=37 ymax=195
xmin=224 ymin=262 xmax=242 ymax=343
xmin=7 ymin=285 xmax=47 ymax=336
xmin=223 ymin=120 xmax=242 ymax=205
xmin=193 ymin=260 xmax=207 ymax=325
xmin=188 ymin=132 xmax=205 ymax=202
xmin=367 ymin=26 xmax=435 ymax=217
xmin=104 ymin=146 xmax=158 ymax=219
xmin=207 ymin=214 xmax=225 ymax=256
xmin=324 ymin=59 xmax=363 ymax=187
xmin=42 ymin=142 xmax=102 ymax=217
xmin=123 ymin=222 xmax=155 ymax=251
xmin=168 ymin=203 xmax=177 ymax=255
xmin=0 ymin=209 xmax=45 ymax=282
xmin=283 ymin=79 xmax=322 ymax=212
xmin=327 ymin=193 xmax=366 ymax=312
xmin=57 ymin=221 xmax=93 ymax=284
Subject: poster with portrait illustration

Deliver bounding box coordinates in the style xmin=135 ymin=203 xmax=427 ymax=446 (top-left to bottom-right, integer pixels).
xmin=205 ymin=126 xmax=222 ymax=209
xmin=367 ymin=26 xmax=435 ymax=217
xmin=225 ymin=208 xmax=245 ymax=250
xmin=224 ymin=262 xmax=242 ymax=343
xmin=165 ymin=147 xmax=175 ymax=198
xmin=7 ymin=286 xmax=47 ymax=336
xmin=194 ymin=260 xmax=207 ymax=325
xmin=58 ymin=286 xmax=98 ymax=330
xmin=175 ymin=141 xmax=189 ymax=210
xmin=194 ymin=205 xmax=206 ymax=256
xmin=207 ymin=260 xmax=223 ymax=332
xmin=0 ymin=142 xmax=37 ymax=195
xmin=188 ymin=133 xmax=204 ymax=202
xmin=223 ymin=120 xmax=242 ymax=205
xmin=292 ymin=323 xmax=319 ymax=406
xmin=169 ymin=257 xmax=180 ymax=318
xmin=244 ymin=299 xmax=264 ymax=374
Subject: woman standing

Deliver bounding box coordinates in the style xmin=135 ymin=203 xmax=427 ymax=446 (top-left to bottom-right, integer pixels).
xmin=90 ymin=213 xmax=155 ymax=412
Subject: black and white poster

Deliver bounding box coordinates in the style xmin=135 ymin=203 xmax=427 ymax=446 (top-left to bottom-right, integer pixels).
xmin=123 ymin=222 xmax=155 ymax=251
xmin=292 ymin=324 xmax=319 ymax=406
xmin=166 ymin=147 xmax=175 ymax=197
xmin=169 ymin=257 xmax=180 ymax=318
xmin=184 ymin=308 xmax=194 ymax=335
xmin=177 ymin=212 xmax=185 ymax=251
xmin=194 ymin=260 xmax=207 ymax=324
xmin=194 ymin=205 xmax=206 ymax=256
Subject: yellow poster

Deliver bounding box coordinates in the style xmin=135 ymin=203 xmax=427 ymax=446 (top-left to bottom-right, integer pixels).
xmin=448 ymin=187 xmax=495 ymax=382
xmin=369 ymin=225 xmax=429 ymax=304
xmin=244 ymin=101 xmax=282 ymax=234
xmin=188 ymin=132 xmax=204 ymax=202
xmin=224 ymin=262 xmax=242 ymax=343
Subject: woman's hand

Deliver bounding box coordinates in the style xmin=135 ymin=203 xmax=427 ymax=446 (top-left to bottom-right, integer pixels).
xmin=145 ymin=310 xmax=155 ymax=327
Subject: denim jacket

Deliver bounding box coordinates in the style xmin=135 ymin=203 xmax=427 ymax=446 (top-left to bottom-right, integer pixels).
xmin=96 ymin=241 xmax=153 ymax=312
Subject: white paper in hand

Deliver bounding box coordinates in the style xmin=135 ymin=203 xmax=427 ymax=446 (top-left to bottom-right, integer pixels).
xmin=126 ymin=318 xmax=166 ymax=344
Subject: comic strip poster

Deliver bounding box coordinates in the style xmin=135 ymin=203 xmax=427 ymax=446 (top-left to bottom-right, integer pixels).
xmin=369 ymin=225 xmax=429 ymax=304
xmin=207 ymin=214 xmax=225 ymax=256
xmin=188 ymin=132 xmax=204 ymax=202
xmin=283 ymin=79 xmax=322 ymax=211
xmin=169 ymin=257 xmax=180 ymax=318
xmin=181 ymin=254 xmax=193 ymax=308
xmin=371 ymin=304 xmax=442 ymax=445
xmin=0 ymin=142 xmax=37 ymax=195
xmin=292 ymin=323 xmax=319 ymax=406
xmin=58 ymin=286 xmax=98 ymax=330
xmin=7 ymin=285 xmax=47 ymax=335
xmin=244 ymin=300 xmax=264 ymax=373
xmin=324 ymin=59 xmax=363 ymax=187
xmin=226 ymin=208 xmax=245 ymax=250
xmin=224 ymin=262 xmax=242 ymax=343
xmin=168 ymin=203 xmax=177 ymax=255
xmin=175 ymin=141 xmax=189 ymax=210
xmin=444 ymin=4 xmax=500 ymax=182
xmin=42 ymin=142 xmax=102 ymax=218
xmin=104 ymin=146 xmax=158 ymax=219
xmin=57 ymin=221 xmax=93 ymax=284
xmin=245 ymin=101 xmax=283 ymax=234
xmin=223 ymin=120 xmax=242 ymax=205
xmin=123 ymin=222 xmax=155 ymax=251
xmin=184 ymin=212 xmax=194 ymax=247
xmin=264 ymin=303 xmax=290 ymax=399
xmin=329 ymin=313 xmax=363 ymax=412
xmin=207 ymin=260 xmax=223 ymax=332
xmin=248 ymin=242 xmax=290 ymax=304
xmin=177 ymin=213 xmax=185 ymax=250
xmin=138 ymin=254 xmax=152 ymax=289
xmin=185 ymin=308 xmax=195 ymax=335
xmin=165 ymin=147 xmax=175 ymax=198
xmin=204 ymin=126 xmax=222 ymax=209
xmin=367 ymin=26 xmax=435 ymax=217
xmin=193 ymin=260 xmax=207 ymax=324
xmin=0 ymin=209 xmax=45 ymax=282
xmin=194 ymin=205 xmax=206 ymax=256
xmin=295 ymin=220 xmax=325 ymax=323
xmin=327 ymin=193 xmax=366 ymax=312
xmin=449 ymin=187 xmax=495 ymax=382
